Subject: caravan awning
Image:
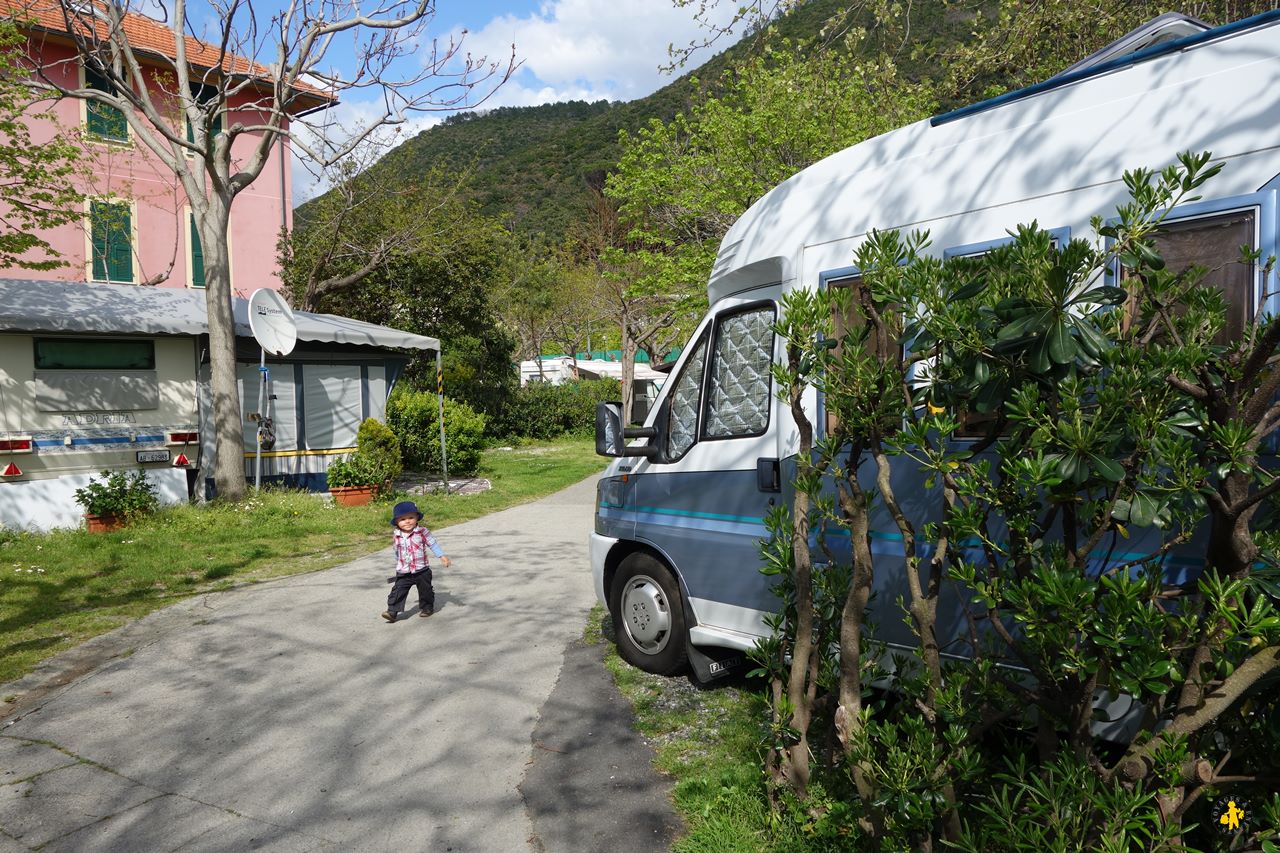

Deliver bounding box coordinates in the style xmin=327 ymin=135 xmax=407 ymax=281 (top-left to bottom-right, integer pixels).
xmin=0 ymin=279 xmax=439 ymax=351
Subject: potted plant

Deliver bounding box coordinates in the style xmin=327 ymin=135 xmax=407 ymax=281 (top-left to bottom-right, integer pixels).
xmin=74 ymin=470 xmax=160 ymax=532
xmin=325 ymin=455 xmax=379 ymax=507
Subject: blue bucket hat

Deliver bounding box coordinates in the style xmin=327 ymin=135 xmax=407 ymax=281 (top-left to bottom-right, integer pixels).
xmin=390 ymin=501 xmax=423 ymax=525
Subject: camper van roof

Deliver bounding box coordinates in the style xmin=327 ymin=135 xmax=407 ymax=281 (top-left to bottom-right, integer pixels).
xmin=932 ymin=8 xmax=1280 ymax=126
xmin=708 ymin=8 xmax=1280 ymax=305
xmin=0 ymin=279 xmax=440 ymax=352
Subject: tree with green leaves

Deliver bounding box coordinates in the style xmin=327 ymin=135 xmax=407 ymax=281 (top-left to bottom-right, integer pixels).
xmin=283 ymin=155 xmax=478 ymax=313
xmin=288 ymin=187 xmax=518 ymax=431
xmin=759 ymin=152 xmax=1280 ymax=848
xmin=0 ymin=20 xmax=84 ymax=270
xmin=602 ymin=35 xmax=933 ymax=422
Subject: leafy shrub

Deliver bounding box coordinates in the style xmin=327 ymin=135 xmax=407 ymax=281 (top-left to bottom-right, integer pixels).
xmin=73 ymin=470 xmax=160 ymax=518
xmin=324 ymin=455 xmax=380 ymax=489
xmin=502 ymin=378 xmax=621 ymax=440
xmin=355 ymin=417 xmax=402 ymax=490
xmin=386 ymin=389 xmax=486 ymax=477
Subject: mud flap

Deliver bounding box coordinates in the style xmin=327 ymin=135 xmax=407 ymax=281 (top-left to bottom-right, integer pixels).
xmin=686 ymin=639 xmax=748 ymax=684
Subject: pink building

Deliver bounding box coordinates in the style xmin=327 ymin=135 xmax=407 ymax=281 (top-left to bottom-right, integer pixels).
xmin=4 ymin=1 xmax=330 ymax=293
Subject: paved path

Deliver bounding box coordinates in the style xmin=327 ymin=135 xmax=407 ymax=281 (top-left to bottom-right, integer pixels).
xmin=0 ymin=476 xmax=681 ymax=851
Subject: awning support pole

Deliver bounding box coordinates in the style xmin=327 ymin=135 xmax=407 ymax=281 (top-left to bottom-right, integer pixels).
xmin=436 ymin=350 xmax=449 ymax=495
xmin=253 ymin=348 xmax=266 ymax=490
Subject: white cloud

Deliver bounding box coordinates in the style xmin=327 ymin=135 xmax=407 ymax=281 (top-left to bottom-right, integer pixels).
xmin=462 ymin=0 xmax=741 ymax=106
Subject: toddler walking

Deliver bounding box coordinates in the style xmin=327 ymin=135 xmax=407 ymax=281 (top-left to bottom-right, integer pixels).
xmin=383 ymin=501 xmax=451 ymax=622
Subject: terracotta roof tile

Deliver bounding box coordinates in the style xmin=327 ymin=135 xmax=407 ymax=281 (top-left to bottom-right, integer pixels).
xmin=3 ymin=0 xmax=331 ymax=105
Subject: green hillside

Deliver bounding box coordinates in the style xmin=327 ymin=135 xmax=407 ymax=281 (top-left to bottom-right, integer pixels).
xmin=302 ymin=0 xmax=925 ymax=242
xmin=305 ymin=0 xmax=1255 ymax=243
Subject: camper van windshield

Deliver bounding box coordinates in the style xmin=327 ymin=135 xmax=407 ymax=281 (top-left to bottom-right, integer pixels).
xmin=34 ymin=338 xmax=156 ymax=370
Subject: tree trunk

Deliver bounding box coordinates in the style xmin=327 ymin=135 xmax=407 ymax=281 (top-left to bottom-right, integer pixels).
xmin=621 ymin=326 xmax=638 ymax=426
xmin=198 ymin=201 xmax=247 ymax=502
xmin=836 ymin=467 xmax=879 ymax=811
xmin=778 ymin=346 xmax=818 ymax=797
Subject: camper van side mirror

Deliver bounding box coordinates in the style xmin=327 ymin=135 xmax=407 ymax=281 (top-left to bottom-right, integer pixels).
xmin=595 ymin=402 xmax=659 ymax=459
xmin=596 ymin=402 xmax=624 ymax=456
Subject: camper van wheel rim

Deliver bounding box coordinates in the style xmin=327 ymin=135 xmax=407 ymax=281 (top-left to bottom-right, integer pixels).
xmin=609 ymin=553 xmax=688 ymax=675
xmin=619 ymin=573 xmax=671 ymax=652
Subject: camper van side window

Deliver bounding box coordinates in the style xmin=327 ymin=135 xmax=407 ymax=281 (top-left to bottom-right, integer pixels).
xmin=666 ymin=334 xmax=708 ymax=459
xmin=34 ymin=338 xmax=155 ymax=370
xmin=1122 ymin=209 xmax=1256 ymax=344
xmin=826 ymin=276 xmax=899 ymax=434
xmin=705 ymin=305 xmax=775 ymax=439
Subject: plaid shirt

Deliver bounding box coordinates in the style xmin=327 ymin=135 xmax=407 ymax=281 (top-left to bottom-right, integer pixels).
xmin=393 ymin=525 xmax=445 ymax=574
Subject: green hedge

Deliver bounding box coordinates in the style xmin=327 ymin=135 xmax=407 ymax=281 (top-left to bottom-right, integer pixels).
xmin=386 ymin=390 xmax=487 ymax=477
xmin=502 ymin=378 xmax=620 ymax=440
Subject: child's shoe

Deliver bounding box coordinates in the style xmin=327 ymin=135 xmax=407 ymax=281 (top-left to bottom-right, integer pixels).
xmin=381 ymin=610 xmax=396 ymax=622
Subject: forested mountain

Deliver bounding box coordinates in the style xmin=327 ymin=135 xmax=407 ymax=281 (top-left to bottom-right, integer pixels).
xmin=304 ymin=0 xmax=969 ymax=242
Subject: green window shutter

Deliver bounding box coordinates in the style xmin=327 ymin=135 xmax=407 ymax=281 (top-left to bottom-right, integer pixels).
xmin=91 ymin=200 xmax=133 ymax=283
xmin=84 ymin=67 xmax=128 ymax=142
xmin=190 ymin=216 xmax=205 ymax=288
xmin=186 ymin=84 xmax=223 ymax=144
xmin=185 ymin=112 xmax=223 ymax=144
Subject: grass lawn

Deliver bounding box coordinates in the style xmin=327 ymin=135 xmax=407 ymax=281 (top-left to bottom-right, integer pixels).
xmin=0 ymin=437 xmax=604 ymax=687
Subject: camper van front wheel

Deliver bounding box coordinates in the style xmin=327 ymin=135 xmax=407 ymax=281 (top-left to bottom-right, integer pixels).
xmin=610 ymin=554 xmax=689 ymax=675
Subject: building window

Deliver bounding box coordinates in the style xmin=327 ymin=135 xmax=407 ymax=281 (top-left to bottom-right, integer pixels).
xmin=189 ymin=214 xmax=205 ymax=288
xmin=34 ymin=338 xmax=155 ymax=370
xmin=84 ymin=66 xmax=128 ymax=142
xmin=89 ymin=199 xmax=134 ymax=283
xmin=185 ymin=83 xmax=224 ymax=145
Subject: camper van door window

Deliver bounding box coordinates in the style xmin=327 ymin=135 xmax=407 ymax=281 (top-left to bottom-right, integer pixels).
xmin=666 ymin=334 xmax=708 ymax=460
xmin=706 ymin=306 xmax=775 ymax=438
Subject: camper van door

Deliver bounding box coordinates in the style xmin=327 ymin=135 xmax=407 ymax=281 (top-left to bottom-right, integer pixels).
xmin=629 ymin=287 xmax=783 ymax=636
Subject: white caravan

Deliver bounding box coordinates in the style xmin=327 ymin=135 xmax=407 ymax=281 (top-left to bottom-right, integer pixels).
xmin=591 ymin=11 xmax=1280 ymax=681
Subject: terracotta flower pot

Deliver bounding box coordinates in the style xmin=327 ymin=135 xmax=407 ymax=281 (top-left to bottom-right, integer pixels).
xmin=85 ymin=513 xmax=126 ymax=533
xmin=329 ymin=485 xmax=375 ymax=507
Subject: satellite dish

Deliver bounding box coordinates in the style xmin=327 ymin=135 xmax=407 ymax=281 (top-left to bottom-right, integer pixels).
xmin=248 ymin=288 xmax=297 ymax=357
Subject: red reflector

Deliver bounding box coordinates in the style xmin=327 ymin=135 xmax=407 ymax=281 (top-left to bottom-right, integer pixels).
xmin=167 ymin=432 xmax=199 ymax=444
xmin=1 ymin=462 xmax=21 ymax=476
xmin=174 ymin=453 xmax=190 ymax=467
xmin=0 ymin=439 xmax=32 ymax=452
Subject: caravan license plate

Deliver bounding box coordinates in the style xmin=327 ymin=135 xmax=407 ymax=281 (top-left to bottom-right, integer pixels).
xmin=136 ymin=450 xmax=170 ymax=463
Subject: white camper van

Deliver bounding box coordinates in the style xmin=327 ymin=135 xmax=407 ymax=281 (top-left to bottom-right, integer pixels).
xmin=591 ymin=11 xmax=1280 ymax=681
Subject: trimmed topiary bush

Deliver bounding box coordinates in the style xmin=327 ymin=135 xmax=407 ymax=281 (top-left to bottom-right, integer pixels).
xmin=386 ymin=389 xmax=486 ymax=477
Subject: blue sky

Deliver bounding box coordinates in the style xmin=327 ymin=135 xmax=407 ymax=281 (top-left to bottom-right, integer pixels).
xmin=289 ymin=0 xmax=740 ymax=202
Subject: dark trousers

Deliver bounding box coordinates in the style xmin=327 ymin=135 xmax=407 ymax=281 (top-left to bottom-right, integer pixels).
xmin=387 ymin=568 xmax=434 ymax=614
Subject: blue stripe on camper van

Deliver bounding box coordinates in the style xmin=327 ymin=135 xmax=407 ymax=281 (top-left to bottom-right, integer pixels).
xmin=34 ymin=434 xmax=166 ymax=447
xmin=822 ymin=524 xmax=1206 ymax=584
xmin=597 ymin=506 xmax=769 ymax=538
xmin=931 ymin=9 xmax=1280 ymax=127
xmin=627 ymin=468 xmax=780 ymax=612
